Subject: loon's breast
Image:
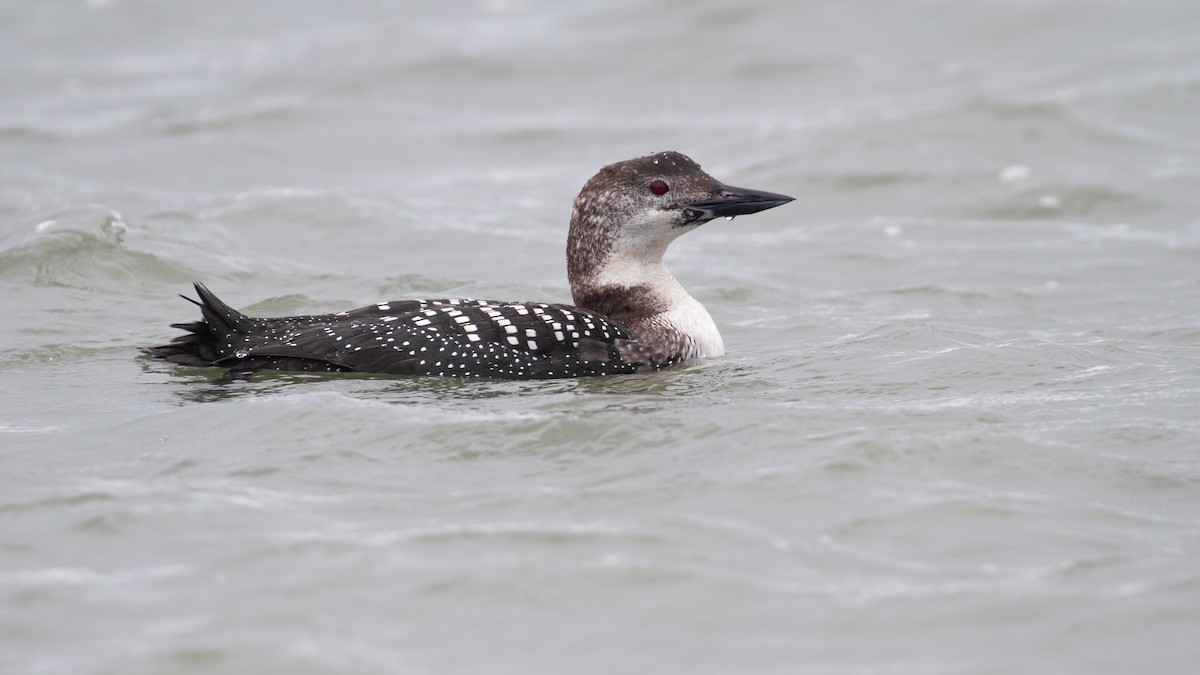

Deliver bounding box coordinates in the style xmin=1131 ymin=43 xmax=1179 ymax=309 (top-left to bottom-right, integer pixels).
xmin=160 ymin=285 xmax=643 ymax=379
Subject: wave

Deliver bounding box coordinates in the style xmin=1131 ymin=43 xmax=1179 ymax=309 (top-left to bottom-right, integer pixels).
xmin=0 ymin=204 xmax=207 ymax=291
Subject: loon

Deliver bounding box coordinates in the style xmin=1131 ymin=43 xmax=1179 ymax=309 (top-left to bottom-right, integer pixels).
xmin=145 ymin=151 xmax=793 ymax=379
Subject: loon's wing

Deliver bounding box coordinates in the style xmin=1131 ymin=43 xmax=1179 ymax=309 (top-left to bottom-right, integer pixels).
xmin=146 ymin=284 xmax=641 ymax=379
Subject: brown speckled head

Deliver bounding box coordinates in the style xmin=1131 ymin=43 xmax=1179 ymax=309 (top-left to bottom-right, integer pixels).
xmin=568 ymin=152 xmax=721 ymax=283
xmin=567 ymin=150 xmax=793 ymax=293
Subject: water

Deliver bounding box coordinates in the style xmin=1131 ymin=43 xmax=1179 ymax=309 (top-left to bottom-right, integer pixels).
xmin=3 ymin=0 xmax=1200 ymax=673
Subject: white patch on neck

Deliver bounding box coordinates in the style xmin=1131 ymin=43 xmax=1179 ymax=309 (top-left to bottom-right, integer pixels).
xmin=665 ymin=292 xmax=725 ymax=358
xmin=578 ymin=208 xmax=724 ymax=359
xmin=592 ymin=258 xmax=724 ymax=360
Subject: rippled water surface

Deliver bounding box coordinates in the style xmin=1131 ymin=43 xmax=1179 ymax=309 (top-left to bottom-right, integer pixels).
xmin=3 ymin=1 xmax=1200 ymax=673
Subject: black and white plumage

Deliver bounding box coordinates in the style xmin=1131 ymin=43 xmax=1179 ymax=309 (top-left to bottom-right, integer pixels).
xmin=145 ymin=151 xmax=793 ymax=380
xmin=155 ymin=286 xmax=642 ymax=379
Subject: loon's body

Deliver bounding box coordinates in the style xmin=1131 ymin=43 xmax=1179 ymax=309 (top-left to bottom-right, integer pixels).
xmin=145 ymin=151 xmax=792 ymax=380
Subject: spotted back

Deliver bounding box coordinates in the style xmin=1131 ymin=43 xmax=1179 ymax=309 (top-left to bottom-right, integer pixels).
xmin=210 ymin=297 xmax=642 ymax=379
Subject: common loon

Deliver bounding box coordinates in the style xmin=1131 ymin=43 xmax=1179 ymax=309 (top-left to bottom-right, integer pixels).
xmin=145 ymin=151 xmax=793 ymax=379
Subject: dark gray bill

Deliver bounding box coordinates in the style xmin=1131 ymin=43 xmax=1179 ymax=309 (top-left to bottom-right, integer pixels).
xmin=682 ymin=184 xmax=795 ymax=222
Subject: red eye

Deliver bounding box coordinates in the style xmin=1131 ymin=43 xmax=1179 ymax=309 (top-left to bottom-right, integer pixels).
xmin=649 ymin=179 xmax=669 ymax=196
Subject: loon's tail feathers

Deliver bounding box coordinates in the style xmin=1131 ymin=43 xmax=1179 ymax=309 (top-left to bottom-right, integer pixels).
xmin=142 ymin=283 xmax=249 ymax=366
xmin=192 ymin=282 xmax=256 ymax=335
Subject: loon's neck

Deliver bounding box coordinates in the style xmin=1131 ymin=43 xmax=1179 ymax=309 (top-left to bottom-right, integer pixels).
xmin=570 ymin=257 xmax=724 ymax=360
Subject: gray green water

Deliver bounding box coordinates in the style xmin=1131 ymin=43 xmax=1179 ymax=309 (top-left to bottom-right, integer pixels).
xmin=3 ymin=1 xmax=1200 ymax=673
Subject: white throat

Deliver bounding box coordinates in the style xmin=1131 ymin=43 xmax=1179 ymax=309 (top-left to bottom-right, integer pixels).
xmin=592 ymin=255 xmax=725 ymax=359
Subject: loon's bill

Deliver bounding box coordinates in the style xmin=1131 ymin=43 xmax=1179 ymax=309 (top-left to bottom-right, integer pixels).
xmin=145 ymin=151 xmax=793 ymax=380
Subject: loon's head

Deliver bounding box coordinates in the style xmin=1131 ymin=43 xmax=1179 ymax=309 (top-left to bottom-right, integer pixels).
xmin=567 ymin=151 xmax=793 ymax=282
